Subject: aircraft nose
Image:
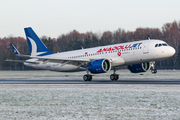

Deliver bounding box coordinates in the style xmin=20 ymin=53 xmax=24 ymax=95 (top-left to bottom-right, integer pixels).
xmin=168 ymin=47 xmax=176 ymax=57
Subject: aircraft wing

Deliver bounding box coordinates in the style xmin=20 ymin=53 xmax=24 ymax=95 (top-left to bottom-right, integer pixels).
xmin=16 ymin=54 xmax=31 ymax=58
xmin=32 ymin=56 xmax=91 ymax=67
xmin=6 ymin=60 xmax=39 ymax=64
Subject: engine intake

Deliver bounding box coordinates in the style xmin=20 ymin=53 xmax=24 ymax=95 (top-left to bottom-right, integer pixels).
xmin=88 ymin=59 xmax=111 ymax=74
xmin=128 ymin=62 xmax=150 ymax=73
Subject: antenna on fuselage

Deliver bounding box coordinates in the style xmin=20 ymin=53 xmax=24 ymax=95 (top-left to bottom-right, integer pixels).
xmin=148 ymin=37 xmax=151 ymax=40
xmin=81 ymin=47 xmax=84 ymax=49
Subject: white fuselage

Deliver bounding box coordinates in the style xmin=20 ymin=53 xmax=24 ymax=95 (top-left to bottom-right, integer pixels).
xmin=24 ymin=39 xmax=175 ymax=72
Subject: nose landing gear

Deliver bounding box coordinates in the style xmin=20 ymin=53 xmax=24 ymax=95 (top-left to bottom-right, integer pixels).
xmin=150 ymin=61 xmax=157 ymax=74
xmin=151 ymin=69 xmax=157 ymax=74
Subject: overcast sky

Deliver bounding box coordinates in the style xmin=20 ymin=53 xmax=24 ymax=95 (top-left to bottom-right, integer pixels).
xmin=0 ymin=0 xmax=180 ymax=38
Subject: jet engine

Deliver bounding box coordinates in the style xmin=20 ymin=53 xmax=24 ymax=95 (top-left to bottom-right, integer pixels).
xmin=88 ymin=59 xmax=111 ymax=74
xmin=128 ymin=63 xmax=150 ymax=73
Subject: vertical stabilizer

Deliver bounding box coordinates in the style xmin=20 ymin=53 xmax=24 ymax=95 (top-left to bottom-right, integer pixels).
xmin=24 ymin=27 xmax=53 ymax=57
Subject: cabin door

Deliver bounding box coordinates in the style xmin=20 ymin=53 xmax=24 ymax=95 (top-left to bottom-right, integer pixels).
xmin=143 ymin=41 xmax=149 ymax=54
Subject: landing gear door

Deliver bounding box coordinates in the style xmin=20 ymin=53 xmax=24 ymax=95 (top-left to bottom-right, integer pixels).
xmin=143 ymin=41 xmax=149 ymax=54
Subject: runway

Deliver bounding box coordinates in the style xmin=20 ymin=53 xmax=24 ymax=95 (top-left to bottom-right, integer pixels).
xmin=1 ymin=79 xmax=180 ymax=84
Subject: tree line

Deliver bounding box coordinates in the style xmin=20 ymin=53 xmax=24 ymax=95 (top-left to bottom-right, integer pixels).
xmin=0 ymin=20 xmax=180 ymax=70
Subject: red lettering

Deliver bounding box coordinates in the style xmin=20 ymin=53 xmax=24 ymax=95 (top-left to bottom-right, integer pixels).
xmin=97 ymin=49 xmax=102 ymax=53
xmin=103 ymin=48 xmax=108 ymax=52
xmin=97 ymin=44 xmax=131 ymax=53
xmin=118 ymin=45 xmax=124 ymax=49
xmin=114 ymin=46 xmax=119 ymax=50
xmin=107 ymin=47 xmax=112 ymax=51
xmin=125 ymin=44 xmax=131 ymax=49
xmin=111 ymin=47 xmax=115 ymax=51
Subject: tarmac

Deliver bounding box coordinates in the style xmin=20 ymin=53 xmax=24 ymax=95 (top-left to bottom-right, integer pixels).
xmin=1 ymin=79 xmax=180 ymax=84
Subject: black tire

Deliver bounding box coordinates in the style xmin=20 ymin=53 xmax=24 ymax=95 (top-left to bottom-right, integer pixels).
xmin=151 ymin=69 xmax=157 ymax=74
xmin=114 ymin=74 xmax=119 ymax=81
xmin=83 ymin=75 xmax=92 ymax=81
xmin=83 ymin=75 xmax=88 ymax=81
xmin=110 ymin=74 xmax=115 ymax=81
xmin=88 ymin=75 xmax=92 ymax=81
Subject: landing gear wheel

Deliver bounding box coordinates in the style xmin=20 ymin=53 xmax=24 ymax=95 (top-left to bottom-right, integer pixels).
xmin=114 ymin=74 xmax=119 ymax=81
xmin=110 ymin=74 xmax=115 ymax=81
xmin=83 ymin=74 xmax=92 ymax=81
xmin=110 ymin=74 xmax=119 ymax=81
xmin=151 ymin=69 xmax=157 ymax=74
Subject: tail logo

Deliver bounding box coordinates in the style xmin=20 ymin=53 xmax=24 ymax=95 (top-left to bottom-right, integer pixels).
xmin=14 ymin=49 xmax=17 ymax=53
xmin=28 ymin=37 xmax=46 ymax=56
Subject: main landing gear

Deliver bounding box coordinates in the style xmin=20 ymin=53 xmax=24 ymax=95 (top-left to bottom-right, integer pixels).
xmin=150 ymin=61 xmax=157 ymax=74
xmin=83 ymin=74 xmax=92 ymax=81
xmin=110 ymin=68 xmax=119 ymax=81
xmin=83 ymin=70 xmax=92 ymax=81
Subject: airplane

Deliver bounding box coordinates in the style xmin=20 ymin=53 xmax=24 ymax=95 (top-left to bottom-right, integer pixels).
xmin=7 ymin=27 xmax=176 ymax=81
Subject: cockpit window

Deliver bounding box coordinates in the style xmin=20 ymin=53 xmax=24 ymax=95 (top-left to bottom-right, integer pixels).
xmin=155 ymin=43 xmax=168 ymax=47
xmin=162 ymin=43 xmax=168 ymax=46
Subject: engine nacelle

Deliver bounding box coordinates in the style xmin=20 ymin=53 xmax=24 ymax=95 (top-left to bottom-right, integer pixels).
xmin=88 ymin=58 xmax=111 ymax=74
xmin=128 ymin=62 xmax=150 ymax=73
